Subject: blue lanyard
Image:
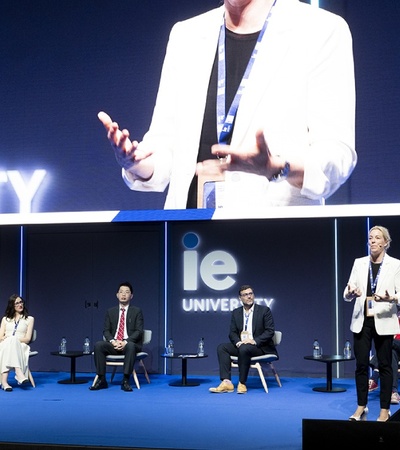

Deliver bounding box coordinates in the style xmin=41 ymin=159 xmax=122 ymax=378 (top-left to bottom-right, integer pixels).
xmin=369 ymin=258 xmax=383 ymax=294
xmin=12 ymin=319 xmax=20 ymax=336
xmin=216 ymin=0 xmax=277 ymax=144
xmin=244 ymin=311 xmax=251 ymax=331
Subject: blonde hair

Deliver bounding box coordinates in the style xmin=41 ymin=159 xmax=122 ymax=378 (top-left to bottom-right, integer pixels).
xmin=369 ymin=225 xmax=392 ymax=250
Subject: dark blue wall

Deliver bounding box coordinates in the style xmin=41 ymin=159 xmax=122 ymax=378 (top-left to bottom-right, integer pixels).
xmin=1 ymin=215 xmax=399 ymax=378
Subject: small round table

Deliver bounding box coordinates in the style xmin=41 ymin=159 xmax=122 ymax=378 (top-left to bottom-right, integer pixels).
xmin=304 ymin=354 xmax=355 ymax=392
xmin=161 ymin=353 xmax=208 ymax=387
xmin=50 ymin=351 xmax=91 ymax=384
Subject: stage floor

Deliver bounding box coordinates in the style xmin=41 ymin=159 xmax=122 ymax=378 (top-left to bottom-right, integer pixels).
xmin=0 ymin=372 xmax=398 ymax=450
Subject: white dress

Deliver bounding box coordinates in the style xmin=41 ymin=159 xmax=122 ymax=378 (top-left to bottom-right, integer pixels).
xmin=0 ymin=316 xmax=33 ymax=377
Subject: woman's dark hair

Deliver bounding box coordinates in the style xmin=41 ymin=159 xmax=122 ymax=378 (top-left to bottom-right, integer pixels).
xmin=5 ymin=294 xmax=29 ymax=319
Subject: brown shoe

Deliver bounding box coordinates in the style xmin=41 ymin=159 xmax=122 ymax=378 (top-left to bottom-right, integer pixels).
xmin=237 ymin=382 xmax=247 ymax=394
xmin=209 ymin=381 xmax=234 ymax=393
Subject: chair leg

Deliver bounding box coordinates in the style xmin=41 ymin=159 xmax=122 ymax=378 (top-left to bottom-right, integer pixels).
xmin=110 ymin=367 xmax=117 ymax=382
xmin=131 ymin=361 xmax=151 ymax=389
xmin=92 ymin=374 xmax=99 ymax=387
xmin=140 ymin=360 xmax=151 ymax=384
xmin=269 ymin=362 xmax=282 ymax=387
xmin=254 ymin=362 xmax=269 ymax=393
xmin=132 ymin=370 xmax=140 ymax=389
xmin=28 ymin=369 xmax=35 ymax=388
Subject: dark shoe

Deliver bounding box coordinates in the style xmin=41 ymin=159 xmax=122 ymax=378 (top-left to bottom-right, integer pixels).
xmin=121 ymin=379 xmax=133 ymax=392
xmin=14 ymin=375 xmax=29 ymax=385
xmin=89 ymin=377 xmax=108 ymax=391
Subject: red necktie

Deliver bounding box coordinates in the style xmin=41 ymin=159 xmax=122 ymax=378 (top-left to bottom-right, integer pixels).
xmin=117 ymin=308 xmax=125 ymax=340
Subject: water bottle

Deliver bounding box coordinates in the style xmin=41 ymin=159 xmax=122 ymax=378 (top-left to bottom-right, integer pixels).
xmin=167 ymin=339 xmax=174 ymax=356
xmin=83 ymin=337 xmax=90 ymax=354
xmin=344 ymin=339 xmax=352 ymax=359
xmin=59 ymin=337 xmax=67 ymax=354
xmin=313 ymin=339 xmax=321 ymax=358
xmin=197 ymin=337 xmax=205 ymax=356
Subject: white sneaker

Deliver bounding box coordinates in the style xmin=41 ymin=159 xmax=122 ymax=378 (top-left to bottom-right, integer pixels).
xmin=390 ymin=391 xmax=399 ymax=405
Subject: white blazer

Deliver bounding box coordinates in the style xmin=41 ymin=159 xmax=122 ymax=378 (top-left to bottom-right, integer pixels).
xmin=125 ymin=0 xmax=356 ymax=210
xmin=344 ymin=254 xmax=400 ymax=335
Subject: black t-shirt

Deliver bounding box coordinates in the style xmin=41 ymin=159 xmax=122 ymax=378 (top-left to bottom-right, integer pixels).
xmin=367 ymin=261 xmax=381 ymax=297
xmin=186 ymin=29 xmax=260 ymax=208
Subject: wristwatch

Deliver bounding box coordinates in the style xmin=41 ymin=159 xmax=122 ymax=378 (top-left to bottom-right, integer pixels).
xmin=271 ymin=161 xmax=290 ymax=182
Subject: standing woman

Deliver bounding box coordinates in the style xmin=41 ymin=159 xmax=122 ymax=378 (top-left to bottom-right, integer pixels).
xmin=344 ymin=225 xmax=400 ymax=421
xmin=0 ymin=294 xmax=34 ymax=391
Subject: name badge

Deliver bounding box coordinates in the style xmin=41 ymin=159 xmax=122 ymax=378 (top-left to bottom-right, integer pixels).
xmin=366 ymin=296 xmax=375 ymax=317
xmin=241 ymin=331 xmax=250 ymax=341
xmin=197 ymin=167 xmax=225 ymax=208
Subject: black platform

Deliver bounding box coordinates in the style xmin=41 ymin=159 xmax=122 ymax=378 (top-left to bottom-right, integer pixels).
xmin=303 ymin=410 xmax=400 ymax=450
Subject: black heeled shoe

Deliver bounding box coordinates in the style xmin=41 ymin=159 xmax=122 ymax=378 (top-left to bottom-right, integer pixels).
xmin=1 ymin=385 xmax=13 ymax=392
xmin=349 ymin=406 xmax=368 ymax=421
xmin=14 ymin=375 xmax=29 ymax=385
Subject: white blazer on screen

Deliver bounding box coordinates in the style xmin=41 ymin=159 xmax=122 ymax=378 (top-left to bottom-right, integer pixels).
xmin=125 ymin=0 xmax=356 ymax=210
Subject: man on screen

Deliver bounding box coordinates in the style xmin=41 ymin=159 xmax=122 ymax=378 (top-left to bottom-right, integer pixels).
xmin=98 ymin=0 xmax=356 ymax=211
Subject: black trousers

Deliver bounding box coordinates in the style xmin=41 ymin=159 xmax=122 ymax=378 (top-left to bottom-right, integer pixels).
xmin=353 ymin=317 xmax=393 ymax=409
xmin=93 ymin=340 xmax=138 ymax=377
xmin=217 ymin=342 xmax=264 ymax=384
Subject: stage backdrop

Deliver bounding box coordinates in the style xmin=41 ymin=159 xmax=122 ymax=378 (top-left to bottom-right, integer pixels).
xmin=166 ymin=215 xmax=400 ymax=377
xmin=1 ymin=215 xmax=400 ymax=377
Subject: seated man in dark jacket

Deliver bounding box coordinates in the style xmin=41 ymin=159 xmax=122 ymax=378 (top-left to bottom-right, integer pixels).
xmin=209 ymin=284 xmax=278 ymax=394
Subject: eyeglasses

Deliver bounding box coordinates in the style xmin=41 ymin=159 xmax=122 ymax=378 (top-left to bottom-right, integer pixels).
xmin=14 ymin=301 xmax=24 ymax=306
xmin=240 ymin=292 xmax=254 ymax=297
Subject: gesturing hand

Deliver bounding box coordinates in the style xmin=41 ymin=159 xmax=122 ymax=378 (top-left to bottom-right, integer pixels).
xmin=346 ymin=284 xmax=361 ymax=300
xmin=210 ymin=129 xmax=284 ymax=179
xmin=374 ymin=290 xmax=398 ymax=303
xmin=98 ymin=111 xmax=139 ymax=170
xmin=98 ymin=111 xmax=154 ymax=181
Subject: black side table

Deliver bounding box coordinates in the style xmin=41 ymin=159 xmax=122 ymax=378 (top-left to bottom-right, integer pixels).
xmin=304 ymin=354 xmax=355 ymax=392
xmin=161 ymin=353 xmax=208 ymax=386
xmin=51 ymin=351 xmax=91 ymax=384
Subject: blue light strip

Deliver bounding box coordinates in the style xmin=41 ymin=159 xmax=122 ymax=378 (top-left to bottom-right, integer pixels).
xmin=19 ymin=226 xmax=24 ymax=295
xmin=334 ymin=219 xmax=340 ymax=377
xmin=366 ymin=217 xmax=371 ymax=255
xmin=163 ymin=221 xmax=168 ymax=374
xmin=113 ymin=209 xmax=215 ymax=223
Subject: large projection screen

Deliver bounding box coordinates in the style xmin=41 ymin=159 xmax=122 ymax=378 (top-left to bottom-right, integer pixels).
xmin=1 ymin=0 xmax=399 ymax=224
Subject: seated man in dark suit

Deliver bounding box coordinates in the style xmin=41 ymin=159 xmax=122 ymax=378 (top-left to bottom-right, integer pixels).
xmin=90 ymin=281 xmax=144 ymax=392
xmin=209 ymin=284 xmax=278 ymax=394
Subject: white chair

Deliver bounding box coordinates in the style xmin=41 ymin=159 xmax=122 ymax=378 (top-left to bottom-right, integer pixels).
xmin=230 ymin=330 xmax=282 ymax=394
xmin=28 ymin=329 xmax=38 ymax=387
xmin=93 ymin=329 xmax=152 ymax=389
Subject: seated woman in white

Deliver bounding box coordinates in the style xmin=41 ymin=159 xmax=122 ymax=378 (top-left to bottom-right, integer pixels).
xmin=0 ymin=294 xmax=34 ymax=391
